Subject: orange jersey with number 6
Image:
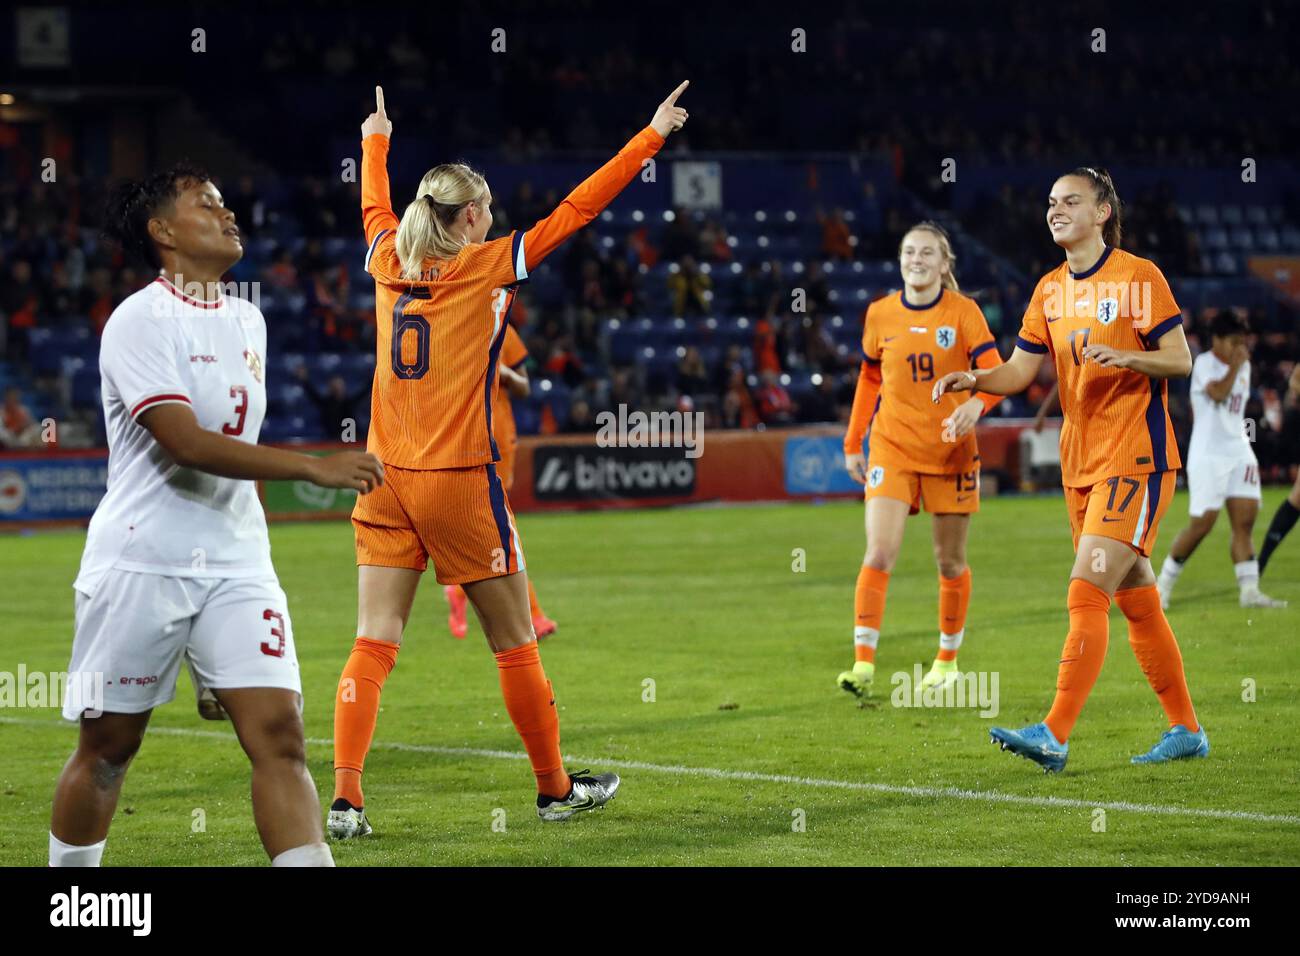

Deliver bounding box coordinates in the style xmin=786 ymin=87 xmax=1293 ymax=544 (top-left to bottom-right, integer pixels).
xmin=360 ymin=128 xmax=664 ymax=470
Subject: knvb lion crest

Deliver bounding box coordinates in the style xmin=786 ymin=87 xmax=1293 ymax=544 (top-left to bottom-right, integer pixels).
xmin=936 ymin=325 xmax=956 ymax=349
xmin=868 ymin=465 xmax=885 ymax=488
xmin=1097 ymin=297 xmax=1119 ymax=325
xmin=244 ymin=349 xmax=263 ymax=383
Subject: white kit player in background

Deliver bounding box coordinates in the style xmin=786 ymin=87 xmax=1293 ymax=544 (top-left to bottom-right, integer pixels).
xmin=49 ymin=165 xmax=385 ymax=869
xmin=1157 ymin=313 xmax=1287 ymax=610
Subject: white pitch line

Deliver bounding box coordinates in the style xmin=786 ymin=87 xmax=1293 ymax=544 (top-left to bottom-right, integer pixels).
xmin=4 ymin=715 xmax=1298 ymax=827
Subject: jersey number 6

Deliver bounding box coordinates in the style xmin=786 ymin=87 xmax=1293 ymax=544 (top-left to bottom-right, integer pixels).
xmin=391 ymin=305 xmax=431 ymax=381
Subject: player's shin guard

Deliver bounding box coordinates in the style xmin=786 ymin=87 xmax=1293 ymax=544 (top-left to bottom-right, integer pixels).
xmin=937 ymin=567 xmax=971 ymax=661
xmin=1116 ymin=585 xmax=1199 ymax=732
xmin=1043 ymin=579 xmax=1111 ymax=743
xmin=854 ymin=566 xmax=890 ymax=663
xmin=333 ymin=636 xmax=400 ymax=807
xmin=495 ymin=641 xmax=568 ymax=798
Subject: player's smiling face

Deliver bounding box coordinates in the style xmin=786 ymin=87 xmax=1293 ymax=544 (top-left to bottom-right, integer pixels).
xmin=1047 ymin=176 xmax=1107 ymax=249
xmin=158 ymin=179 xmax=244 ymax=269
xmin=898 ymin=230 xmax=946 ymax=291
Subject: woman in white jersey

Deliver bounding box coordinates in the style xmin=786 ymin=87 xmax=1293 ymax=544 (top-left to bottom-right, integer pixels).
xmin=1156 ymin=311 xmax=1286 ymax=608
xmin=49 ymin=164 xmax=384 ymax=867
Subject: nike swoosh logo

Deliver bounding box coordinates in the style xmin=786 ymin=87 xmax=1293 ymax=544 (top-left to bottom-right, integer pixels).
xmin=566 ymin=795 xmax=596 ymax=811
xmin=884 ymin=336 xmax=897 ymax=342
xmin=1047 ymin=316 xmax=1061 ymax=323
xmin=956 ymin=494 xmax=972 ymax=502
xmin=1101 ymin=516 xmax=1123 ymax=523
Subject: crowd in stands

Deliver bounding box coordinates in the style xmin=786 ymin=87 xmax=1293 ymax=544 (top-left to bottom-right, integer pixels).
xmin=2 ymin=169 xmax=1297 ymax=484
xmin=2 ymin=0 xmax=1298 ymax=479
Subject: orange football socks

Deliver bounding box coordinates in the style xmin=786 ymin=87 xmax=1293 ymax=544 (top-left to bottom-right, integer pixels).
xmin=1044 ymin=579 xmax=1112 ymax=743
xmin=937 ymin=567 xmax=971 ymax=661
xmin=495 ymin=642 xmax=569 ymax=798
xmin=333 ymin=636 xmax=400 ymax=808
xmin=1116 ymin=585 xmax=1199 ymax=731
xmin=854 ymin=566 xmax=890 ymax=663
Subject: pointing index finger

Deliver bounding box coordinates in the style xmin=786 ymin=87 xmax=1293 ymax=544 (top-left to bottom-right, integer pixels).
xmin=665 ymin=80 xmax=689 ymax=105
xmin=375 ymin=86 xmax=386 ymax=114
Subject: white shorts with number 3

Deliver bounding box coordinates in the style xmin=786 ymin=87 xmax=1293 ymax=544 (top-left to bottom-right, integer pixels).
xmin=63 ymin=569 xmax=300 ymax=721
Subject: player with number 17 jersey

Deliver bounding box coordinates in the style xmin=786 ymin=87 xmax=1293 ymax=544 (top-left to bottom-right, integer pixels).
xmin=1016 ymin=244 xmax=1183 ymax=555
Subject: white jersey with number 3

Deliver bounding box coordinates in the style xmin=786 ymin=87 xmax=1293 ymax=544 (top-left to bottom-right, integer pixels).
xmin=74 ymin=276 xmax=275 ymax=596
xmin=1188 ymin=350 xmax=1252 ymax=463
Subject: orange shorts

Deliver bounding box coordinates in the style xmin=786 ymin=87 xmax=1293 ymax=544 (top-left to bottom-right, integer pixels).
xmin=352 ymin=462 xmax=525 ymax=585
xmin=864 ymin=458 xmax=979 ymax=515
xmin=1064 ymin=471 xmax=1176 ymax=557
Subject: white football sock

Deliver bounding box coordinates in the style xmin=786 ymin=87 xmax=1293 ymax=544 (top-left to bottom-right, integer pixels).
xmin=271 ymin=842 xmax=335 ymax=867
xmin=1234 ymin=559 xmax=1260 ymax=594
xmin=853 ymin=627 xmax=879 ymax=655
xmin=49 ymin=832 xmax=105 ymax=867
xmin=1159 ymin=554 xmax=1185 ymax=583
xmin=939 ymin=629 xmax=964 ymax=653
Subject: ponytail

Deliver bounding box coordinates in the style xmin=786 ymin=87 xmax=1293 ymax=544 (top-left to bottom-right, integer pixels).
xmin=1069 ymin=166 xmax=1123 ymax=248
xmin=395 ymin=163 xmax=488 ymax=279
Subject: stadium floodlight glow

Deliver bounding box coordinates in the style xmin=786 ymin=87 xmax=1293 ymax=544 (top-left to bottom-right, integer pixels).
xmin=730 ymin=262 xmax=742 ymax=273
xmin=0 ymin=93 xmax=14 ymax=106
xmin=662 ymin=210 xmax=675 ymax=221
xmin=539 ymin=379 xmax=552 ymax=392
xmin=632 ymin=210 xmax=645 ymax=222
xmin=811 ymin=373 xmax=824 ymax=386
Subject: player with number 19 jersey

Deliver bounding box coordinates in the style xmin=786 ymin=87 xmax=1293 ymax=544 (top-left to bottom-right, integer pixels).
xmin=845 ymin=287 xmax=1003 ymax=514
xmin=1016 ymin=246 xmax=1183 ymax=555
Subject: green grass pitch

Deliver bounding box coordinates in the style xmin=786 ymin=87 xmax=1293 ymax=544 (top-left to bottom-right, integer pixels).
xmin=2 ymin=489 xmax=1297 ymax=866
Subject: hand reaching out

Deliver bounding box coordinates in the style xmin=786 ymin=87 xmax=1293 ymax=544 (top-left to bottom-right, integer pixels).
xmin=651 ymin=81 xmax=690 ymax=138
xmin=362 ymin=85 xmax=392 ymax=139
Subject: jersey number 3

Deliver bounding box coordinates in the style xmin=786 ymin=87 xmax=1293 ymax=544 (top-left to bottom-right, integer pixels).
xmin=222 ymin=386 xmax=248 ymax=436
